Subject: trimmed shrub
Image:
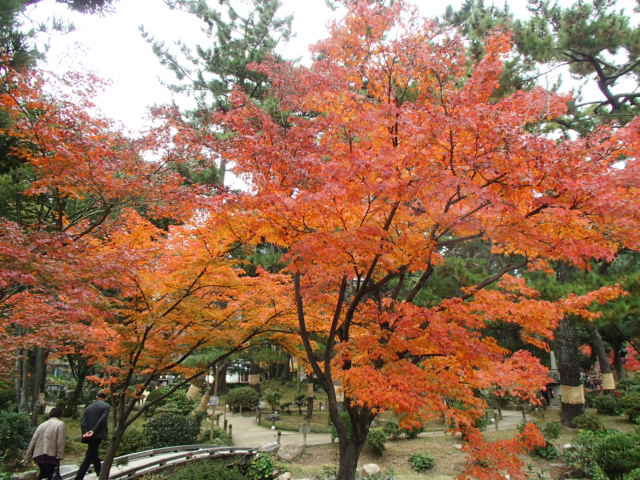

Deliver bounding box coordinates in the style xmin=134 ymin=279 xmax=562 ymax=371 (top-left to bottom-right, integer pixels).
xmin=625 ymin=468 xmax=640 ymax=480
xmin=400 ymin=424 xmax=423 ymax=439
xmin=246 ymin=453 xmax=275 ymax=480
xmin=382 ymin=420 xmax=401 ymax=440
xmin=618 ymin=374 xmax=640 ymax=394
xmin=0 ymin=382 xmax=15 ymax=411
xmin=143 ymin=386 xmax=171 ymax=416
xmin=367 ymin=427 xmax=387 ymax=456
xmin=263 ymin=389 xmax=282 ymax=412
xmin=169 ymin=460 xmax=246 ymax=480
xmin=474 ymin=410 xmax=492 ymax=430
xmin=226 ymin=386 xmax=259 ymax=413
xmin=0 ymin=411 xmax=32 ymax=462
xmin=573 ymin=412 xmax=605 ymax=431
xmin=564 ymin=430 xmax=640 ymax=480
xmin=622 ymin=392 xmax=640 ymax=423
xmin=116 ymin=428 xmax=147 ymax=456
xmin=409 ymin=453 xmax=435 ymax=472
xmin=144 ymin=412 xmax=200 ymax=448
xmin=593 ymin=394 xmax=623 ymax=416
xmin=200 ymin=426 xmax=232 ymax=446
xmin=164 ymin=390 xmax=196 ymax=416
xmin=534 ymin=442 xmax=560 ymax=460
xmin=542 ymin=421 xmax=561 ymax=440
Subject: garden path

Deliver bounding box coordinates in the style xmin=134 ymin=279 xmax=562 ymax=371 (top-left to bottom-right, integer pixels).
xmin=57 ymin=408 xmax=533 ymax=479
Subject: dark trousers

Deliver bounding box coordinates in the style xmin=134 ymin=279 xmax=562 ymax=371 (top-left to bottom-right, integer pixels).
xmin=74 ymin=438 xmax=102 ymax=480
xmin=36 ymin=462 xmax=57 ymax=480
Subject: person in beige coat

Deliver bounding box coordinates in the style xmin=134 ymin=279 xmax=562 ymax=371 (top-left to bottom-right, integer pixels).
xmin=24 ymin=407 xmax=66 ymax=480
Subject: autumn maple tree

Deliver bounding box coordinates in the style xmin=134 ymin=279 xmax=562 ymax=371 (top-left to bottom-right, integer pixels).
xmin=0 ymin=62 xmax=202 ymax=420
xmin=80 ymin=208 xmax=294 ymax=479
xmin=156 ymin=1 xmax=640 ymax=478
xmin=0 ymin=59 xmax=299 ymax=478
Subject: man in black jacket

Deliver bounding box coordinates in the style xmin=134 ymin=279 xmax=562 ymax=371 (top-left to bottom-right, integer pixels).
xmin=75 ymin=391 xmax=110 ymax=480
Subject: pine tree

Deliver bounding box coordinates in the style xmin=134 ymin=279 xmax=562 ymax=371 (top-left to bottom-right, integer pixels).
xmin=142 ymin=0 xmax=292 ymax=185
xmin=442 ymin=0 xmax=640 ymax=134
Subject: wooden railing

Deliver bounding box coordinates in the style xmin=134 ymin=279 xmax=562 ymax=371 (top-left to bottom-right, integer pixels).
xmin=61 ymin=443 xmax=279 ymax=479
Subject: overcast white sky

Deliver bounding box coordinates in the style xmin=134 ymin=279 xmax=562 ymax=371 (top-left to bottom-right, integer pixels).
xmin=25 ymin=0 xmax=638 ymax=135
xmin=24 ymin=0 xmax=530 ymax=132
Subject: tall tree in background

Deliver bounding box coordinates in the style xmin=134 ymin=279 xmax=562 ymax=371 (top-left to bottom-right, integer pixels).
xmin=443 ymin=0 xmax=640 ymax=134
xmin=24 ymin=0 xmax=116 ymax=13
xmin=142 ymin=0 xmax=292 ymax=186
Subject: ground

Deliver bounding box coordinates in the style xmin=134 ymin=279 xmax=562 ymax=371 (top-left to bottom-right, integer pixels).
xmin=277 ymin=408 xmax=638 ymax=480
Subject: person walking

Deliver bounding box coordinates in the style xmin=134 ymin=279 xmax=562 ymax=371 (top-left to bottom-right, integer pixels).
xmin=74 ymin=391 xmax=110 ymax=480
xmin=24 ymin=407 xmax=66 ymax=480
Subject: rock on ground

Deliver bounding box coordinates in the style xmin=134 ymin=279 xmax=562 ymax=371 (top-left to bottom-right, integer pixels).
xmin=361 ymin=463 xmax=381 ymax=476
xmin=277 ymin=444 xmax=305 ymax=461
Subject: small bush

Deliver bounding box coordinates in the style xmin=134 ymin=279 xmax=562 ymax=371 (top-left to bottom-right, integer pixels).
xmin=0 ymin=382 xmax=15 ymax=411
xmin=143 ymin=386 xmax=171 ymax=416
xmin=400 ymin=424 xmax=423 ymax=439
xmin=573 ymin=412 xmax=605 ymax=431
xmin=144 ymin=412 xmax=200 ymax=448
xmin=200 ymin=426 xmax=232 ymax=446
xmin=593 ymin=394 xmax=623 ymax=416
xmin=226 ymin=386 xmax=259 ymax=413
xmin=625 ymin=468 xmax=640 ymax=480
xmin=170 ymin=459 xmax=246 ymax=480
xmin=474 ymin=410 xmax=493 ymax=430
xmin=367 ymin=427 xmax=387 ymax=456
xmin=246 ymin=453 xmax=275 ymax=480
xmin=564 ymin=430 xmax=640 ymax=480
xmin=263 ymin=389 xmax=282 ymax=412
xmin=618 ymin=374 xmax=640 ymax=394
xmin=164 ymin=390 xmax=196 ymax=416
xmin=534 ymin=442 xmax=560 ymax=460
xmin=0 ymin=411 xmax=32 ymax=462
xmin=542 ymin=421 xmax=561 ymax=440
xmin=313 ymin=466 xmax=337 ymax=480
xmin=622 ymin=392 xmax=640 ymax=423
xmin=116 ymin=428 xmax=147 ymax=456
xmin=409 ymin=453 xmax=435 ymax=472
xmin=382 ymin=420 xmax=401 ymax=440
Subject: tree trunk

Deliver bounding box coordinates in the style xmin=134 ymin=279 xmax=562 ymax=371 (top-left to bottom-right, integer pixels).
xmin=557 ymin=318 xmax=584 ymax=426
xmin=305 ymin=396 xmax=314 ymax=420
xmin=99 ymin=425 xmax=125 ymax=480
xmin=64 ymin=358 xmax=90 ymax=418
xmin=30 ymin=347 xmax=47 ymax=426
xmin=613 ymin=345 xmax=626 ymax=380
xmin=18 ymin=349 xmax=29 ymax=412
xmin=16 ymin=349 xmax=24 ymax=409
xmin=590 ymin=326 xmax=615 ymax=391
xmin=337 ymin=437 xmax=366 ymax=480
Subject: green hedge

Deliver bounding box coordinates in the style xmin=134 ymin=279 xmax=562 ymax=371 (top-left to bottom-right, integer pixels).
xmin=409 ymin=453 xmax=435 ymax=472
xmin=564 ymin=430 xmax=640 ymax=480
xmin=226 ymin=386 xmax=259 ymax=413
xmin=0 ymin=411 xmax=32 ymax=462
xmin=144 ymin=412 xmax=200 ymax=448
